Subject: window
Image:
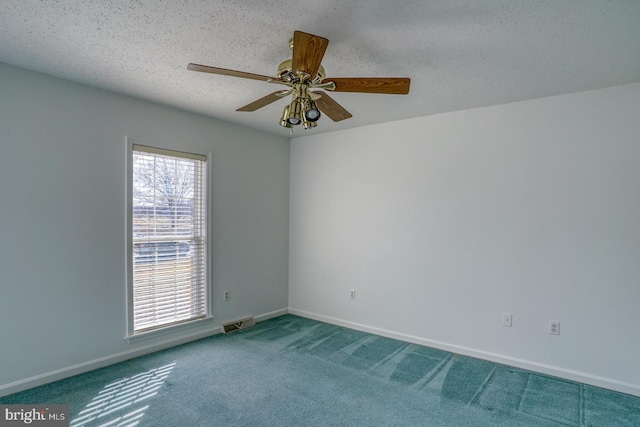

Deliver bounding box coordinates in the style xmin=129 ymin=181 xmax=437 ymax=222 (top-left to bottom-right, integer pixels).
xmin=128 ymin=142 xmax=208 ymax=336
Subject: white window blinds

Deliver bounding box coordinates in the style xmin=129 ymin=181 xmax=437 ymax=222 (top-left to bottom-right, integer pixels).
xmin=131 ymin=144 xmax=207 ymax=333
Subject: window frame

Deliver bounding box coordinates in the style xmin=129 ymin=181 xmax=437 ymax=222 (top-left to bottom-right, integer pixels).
xmin=125 ymin=137 xmax=213 ymax=342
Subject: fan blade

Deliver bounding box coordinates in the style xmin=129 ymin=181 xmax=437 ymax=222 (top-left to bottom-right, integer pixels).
xmin=187 ymin=63 xmax=275 ymax=82
xmin=291 ymin=31 xmax=329 ymax=78
xmin=312 ymin=91 xmax=352 ymax=122
xmin=323 ymin=77 xmax=411 ymax=94
xmin=236 ymin=91 xmax=289 ymax=112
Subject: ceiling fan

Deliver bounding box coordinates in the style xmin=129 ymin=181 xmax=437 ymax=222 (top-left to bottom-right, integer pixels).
xmin=187 ymin=30 xmax=411 ymax=130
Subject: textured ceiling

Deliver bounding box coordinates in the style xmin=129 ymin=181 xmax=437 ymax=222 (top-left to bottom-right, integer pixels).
xmin=1 ymin=1 xmax=639 ymax=137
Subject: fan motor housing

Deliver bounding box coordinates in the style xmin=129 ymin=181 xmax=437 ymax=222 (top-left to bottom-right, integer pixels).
xmin=277 ymin=59 xmax=325 ymax=83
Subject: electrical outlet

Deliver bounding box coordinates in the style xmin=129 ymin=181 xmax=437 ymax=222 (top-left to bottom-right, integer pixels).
xmin=350 ymin=289 xmax=356 ymax=300
xmin=503 ymin=313 xmax=513 ymax=327
xmin=223 ymin=290 xmax=230 ymax=301
xmin=549 ymin=320 xmax=560 ymax=335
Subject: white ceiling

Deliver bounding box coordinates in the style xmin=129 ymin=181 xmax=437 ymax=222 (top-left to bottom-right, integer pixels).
xmin=1 ymin=1 xmax=639 ymax=137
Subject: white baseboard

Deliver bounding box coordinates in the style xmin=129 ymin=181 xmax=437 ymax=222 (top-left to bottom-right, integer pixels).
xmin=254 ymin=307 xmax=289 ymax=322
xmin=289 ymin=308 xmax=640 ymax=398
xmin=0 ymin=307 xmax=289 ymax=398
xmin=5 ymin=307 xmax=638 ymax=399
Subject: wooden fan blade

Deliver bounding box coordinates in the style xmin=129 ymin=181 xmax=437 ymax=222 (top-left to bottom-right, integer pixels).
xmin=236 ymin=91 xmax=288 ymax=112
xmin=291 ymin=31 xmax=329 ymax=78
xmin=323 ymin=77 xmax=411 ymax=94
xmin=187 ymin=63 xmax=275 ymax=82
xmin=312 ymin=91 xmax=352 ymax=122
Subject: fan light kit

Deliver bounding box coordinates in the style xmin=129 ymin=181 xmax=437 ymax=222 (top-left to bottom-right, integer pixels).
xmin=188 ymin=31 xmax=411 ymax=130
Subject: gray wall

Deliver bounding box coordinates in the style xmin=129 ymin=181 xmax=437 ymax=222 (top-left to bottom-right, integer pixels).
xmin=3 ymin=58 xmax=639 ymax=398
xmin=0 ymin=62 xmax=290 ymax=395
xmin=289 ymin=83 xmax=640 ymax=396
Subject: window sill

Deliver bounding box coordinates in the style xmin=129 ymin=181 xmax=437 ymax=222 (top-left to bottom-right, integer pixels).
xmin=126 ymin=316 xmax=216 ymax=344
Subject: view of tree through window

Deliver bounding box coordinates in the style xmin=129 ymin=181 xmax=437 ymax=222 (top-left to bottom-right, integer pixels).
xmin=131 ymin=145 xmax=207 ymax=333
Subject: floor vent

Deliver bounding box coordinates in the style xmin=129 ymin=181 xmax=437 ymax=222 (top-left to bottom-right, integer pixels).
xmin=222 ymin=317 xmax=255 ymax=333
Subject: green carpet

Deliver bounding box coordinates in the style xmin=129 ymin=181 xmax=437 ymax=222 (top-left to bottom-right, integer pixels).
xmin=2 ymin=315 xmax=639 ymax=426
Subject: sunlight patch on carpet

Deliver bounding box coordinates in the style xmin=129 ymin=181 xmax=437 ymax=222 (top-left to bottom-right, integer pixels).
xmin=69 ymin=362 xmax=175 ymax=427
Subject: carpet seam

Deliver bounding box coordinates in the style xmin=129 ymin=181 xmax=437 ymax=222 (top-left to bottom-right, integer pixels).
xmin=417 ymin=353 xmax=454 ymax=391
xmin=368 ymin=342 xmax=410 ymax=375
xmin=515 ymin=372 xmax=530 ymax=412
xmin=579 ymin=383 xmax=586 ymax=426
xmin=468 ymin=366 xmax=497 ymax=407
